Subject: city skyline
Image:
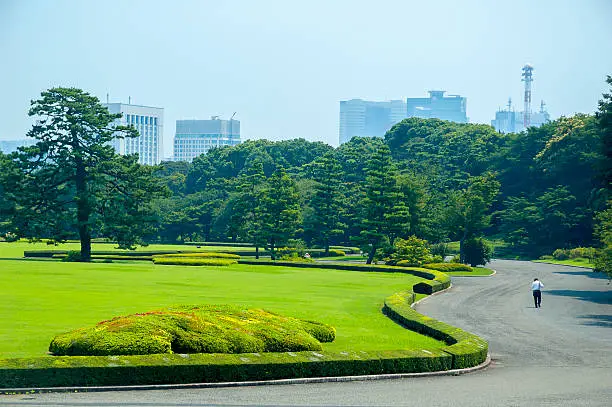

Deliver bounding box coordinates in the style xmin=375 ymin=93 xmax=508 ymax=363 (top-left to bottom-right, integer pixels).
xmin=1 ymin=0 xmax=611 ymax=155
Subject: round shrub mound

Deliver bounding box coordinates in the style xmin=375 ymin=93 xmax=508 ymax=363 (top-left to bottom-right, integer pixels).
xmin=49 ymin=305 xmax=335 ymax=356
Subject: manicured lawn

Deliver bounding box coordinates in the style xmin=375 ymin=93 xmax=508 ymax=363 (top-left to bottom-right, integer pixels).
xmin=533 ymin=258 xmax=594 ymax=268
xmin=444 ymin=267 xmax=495 ymax=277
xmin=0 ymin=242 xmax=444 ymax=359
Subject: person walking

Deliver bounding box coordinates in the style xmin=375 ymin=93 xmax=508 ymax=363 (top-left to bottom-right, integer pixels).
xmin=531 ymin=278 xmax=544 ymax=308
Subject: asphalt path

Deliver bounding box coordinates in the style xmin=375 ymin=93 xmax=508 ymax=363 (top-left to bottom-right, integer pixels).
xmin=2 ymin=260 xmax=611 ymax=406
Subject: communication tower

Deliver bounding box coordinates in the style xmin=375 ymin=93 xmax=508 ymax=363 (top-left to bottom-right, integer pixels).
xmin=521 ymin=64 xmax=534 ymax=128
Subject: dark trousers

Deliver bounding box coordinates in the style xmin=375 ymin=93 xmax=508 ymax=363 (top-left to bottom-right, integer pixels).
xmin=533 ymin=290 xmax=542 ymax=308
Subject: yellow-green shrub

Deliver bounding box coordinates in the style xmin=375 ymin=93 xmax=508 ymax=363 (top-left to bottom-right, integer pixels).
xmin=422 ymin=263 xmax=473 ymax=272
xmin=49 ymin=305 xmax=335 ymax=356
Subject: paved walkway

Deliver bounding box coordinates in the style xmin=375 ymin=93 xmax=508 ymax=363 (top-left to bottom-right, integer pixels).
xmin=2 ymin=260 xmax=611 ymax=406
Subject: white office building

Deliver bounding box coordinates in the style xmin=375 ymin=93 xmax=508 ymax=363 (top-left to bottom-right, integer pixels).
xmin=103 ymin=103 xmax=164 ymax=165
xmin=173 ymin=117 xmax=241 ymax=162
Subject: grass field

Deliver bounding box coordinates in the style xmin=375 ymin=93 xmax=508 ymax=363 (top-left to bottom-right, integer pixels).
xmin=0 ymin=242 xmax=445 ymax=359
xmin=533 ymin=258 xmax=594 ymax=268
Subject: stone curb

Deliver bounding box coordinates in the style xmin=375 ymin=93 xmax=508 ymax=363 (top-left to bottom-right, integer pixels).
xmin=0 ymin=355 xmax=491 ymax=394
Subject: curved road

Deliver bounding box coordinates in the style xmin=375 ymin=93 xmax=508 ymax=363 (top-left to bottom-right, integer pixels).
xmin=3 ymin=260 xmax=611 ymax=406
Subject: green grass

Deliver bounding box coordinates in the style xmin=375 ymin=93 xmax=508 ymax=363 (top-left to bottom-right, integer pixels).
xmin=533 ymin=258 xmax=593 ymax=268
xmin=0 ymin=242 xmax=444 ymax=359
xmin=444 ymin=267 xmax=495 ymax=277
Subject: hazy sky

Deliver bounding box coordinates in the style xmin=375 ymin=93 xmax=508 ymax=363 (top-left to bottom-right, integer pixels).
xmin=1 ymin=0 xmax=611 ymax=157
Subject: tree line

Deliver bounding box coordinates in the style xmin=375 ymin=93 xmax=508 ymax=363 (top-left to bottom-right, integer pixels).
xmin=0 ymin=79 xmax=610 ymax=268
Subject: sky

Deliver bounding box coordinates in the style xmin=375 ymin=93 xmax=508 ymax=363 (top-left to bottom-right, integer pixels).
xmin=1 ymin=0 xmax=611 ymax=157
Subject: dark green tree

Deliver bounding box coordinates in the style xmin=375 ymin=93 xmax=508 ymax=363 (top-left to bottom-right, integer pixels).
xmin=596 ymin=75 xmax=612 ymax=189
xmin=5 ymin=87 xmax=165 ymax=260
xmin=445 ymin=172 xmax=500 ymax=263
xmin=229 ymin=161 xmax=267 ymax=257
xmin=257 ymin=168 xmax=301 ymax=259
xmin=355 ymin=144 xmax=410 ymax=264
xmin=304 ymin=152 xmax=346 ymax=254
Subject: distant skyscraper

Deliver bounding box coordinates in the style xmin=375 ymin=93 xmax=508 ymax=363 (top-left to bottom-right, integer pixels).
xmin=103 ymin=103 xmax=164 ymax=165
xmin=0 ymin=138 xmax=36 ymax=154
xmin=339 ymin=99 xmax=407 ymax=144
xmin=173 ymin=117 xmax=241 ymax=162
xmin=406 ymin=91 xmax=468 ymax=123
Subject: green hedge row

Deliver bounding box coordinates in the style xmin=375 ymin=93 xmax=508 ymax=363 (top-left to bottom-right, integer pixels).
xmin=238 ymin=259 xmax=450 ymax=289
xmin=0 ymin=349 xmax=452 ymax=389
xmin=422 ymin=263 xmax=473 ymax=272
xmin=156 ymin=252 xmax=241 ymax=259
xmin=153 ymin=258 xmax=238 ymax=266
xmin=383 ymin=292 xmax=488 ymax=369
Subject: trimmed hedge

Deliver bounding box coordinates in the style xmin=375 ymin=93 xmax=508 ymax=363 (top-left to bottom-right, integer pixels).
xmin=49 ymin=305 xmax=335 ymax=356
xmin=0 ymin=348 xmax=452 ymax=389
xmin=156 ymin=252 xmax=241 ymax=259
xmin=238 ymin=259 xmax=451 ymax=292
xmin=383 ymin=292 xmax=488 ymax=369
xmin=152 ymin=258 xmax=238 ymax=266
xmin=422 ymin=263 xmax=473 ymax=272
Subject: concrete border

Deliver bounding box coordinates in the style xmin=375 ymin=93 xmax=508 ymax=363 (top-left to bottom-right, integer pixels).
xmin=0 ymin=355 xmax=491 ymax=394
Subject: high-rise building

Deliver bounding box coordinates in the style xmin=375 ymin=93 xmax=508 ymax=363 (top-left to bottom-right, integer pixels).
xmin=339 ymin=99 xmax=407 ymax=144
xmin=103 ymin=103 xmax=164 ymax=165
xmin=0 ymin=138 xmax=36 ymax=154
xmin=406 ymin=91 xmax=468 ymax=123
xmin=173 ymin=117 xmax=241 ymax=162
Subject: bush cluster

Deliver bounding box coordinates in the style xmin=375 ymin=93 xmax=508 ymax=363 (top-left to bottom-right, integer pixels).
xmin=551 ymin=247 xmax=597 ymax=261
xmin=552 ymin=249 xmax=569 ymax=260
xmin=49 ymin=305 xmax=335 ymax=356
xmin=421 ymin=263 xmax=473 ymax=272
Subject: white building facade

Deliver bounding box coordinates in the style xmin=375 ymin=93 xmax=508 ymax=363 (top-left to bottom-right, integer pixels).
xmin=173 ymin=118 xmax=241 ymax=162
xmin=103 ymin=103 xmax=164 ymax=165
xmin=339 ymin=99 xmax=407 ymax=144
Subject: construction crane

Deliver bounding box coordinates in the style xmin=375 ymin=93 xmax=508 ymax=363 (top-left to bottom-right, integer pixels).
xmin=230 ymin=112 xmax=236 ymax=121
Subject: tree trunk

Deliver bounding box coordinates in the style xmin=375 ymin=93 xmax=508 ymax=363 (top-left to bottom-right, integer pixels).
xmin=255 ymin=246 xmax=259 ymax=259
xmin=75 ymin=157 xmax=91 ymax=262
xmin=459 ymin=230 xmax=469 ymax=264
xmin=270 ymin=239 xmax=275 ymax=260
xmin=324 ymin=241 xmax=330 ymax=256
xmin=366 ymin=247 xmax=376 ymax=264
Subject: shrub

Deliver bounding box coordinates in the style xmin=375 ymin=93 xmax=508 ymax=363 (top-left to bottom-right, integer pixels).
xmin=429 ymin=242 xmax=450 ymax=258
xmin=49 ymin=305 xmax=335 ymax=356
xmin=62 ymin=251 xmax=83 ymax=262
xmin=463 ymin=238 xmax=492 ymax=267
xmin=152 ymin=258 xmax=238 ymax=266
xmin=279 ymin=252 xmax=315 ymax=263
xmin=422 ymin=263 xmax=473 ymax=272
xmin=552 ymin=249 xmax=570 ymax=260
xmin=2 ymin=232 xmax=19 ymax=242
xmin=568 ymin=247 xmax=596 ymax=260
xmin=539 ymin=255 xmax=553 ymax=260
xmin=386 ymin=236 xmax=432 ymax=266
xmin=450 ymin=255 xmax=461 ymax=263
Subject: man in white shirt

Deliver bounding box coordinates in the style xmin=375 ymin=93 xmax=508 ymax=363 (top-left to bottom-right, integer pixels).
xmin=532 ymin=278 xmax=544 ymax=308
